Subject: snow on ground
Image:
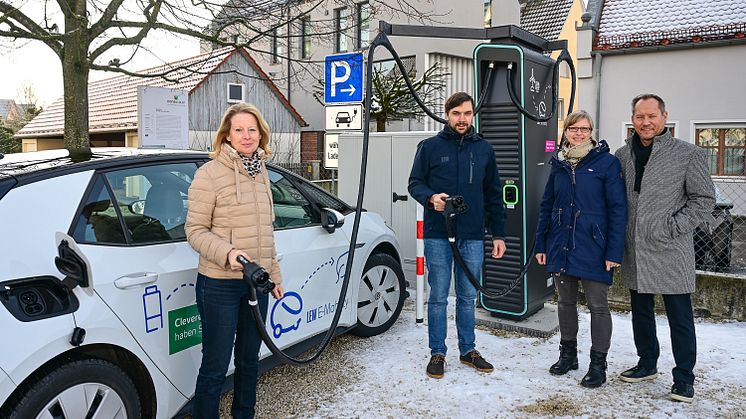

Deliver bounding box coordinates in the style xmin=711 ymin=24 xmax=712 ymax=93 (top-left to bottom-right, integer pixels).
xmin=308 ymin=297 xmax=746 ymax=418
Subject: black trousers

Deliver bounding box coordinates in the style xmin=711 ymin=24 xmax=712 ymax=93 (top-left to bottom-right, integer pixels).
xmin=629 ymin=289 xmax=696 ymax=385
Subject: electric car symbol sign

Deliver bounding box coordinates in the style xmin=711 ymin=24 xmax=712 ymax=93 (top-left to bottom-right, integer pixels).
xmin=324 ymin=52 xmax=364 ymax=104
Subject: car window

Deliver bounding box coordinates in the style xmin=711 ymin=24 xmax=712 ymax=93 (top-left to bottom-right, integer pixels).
xmin=268 ymin=169 xmax=316 ymax=229
xmin=104 ymin=162 xmax=198 ymax=244
xmin=296 ymin=180 xmax=351 ymax=215
xmin=70 ymin=175 xmax=127 ymax=245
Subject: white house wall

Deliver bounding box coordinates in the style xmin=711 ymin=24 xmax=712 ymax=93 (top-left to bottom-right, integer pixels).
xmin=579 ymin=44 xmax=746 ymax=151
xmin=578 ymin=43 xmax=746 ymax=215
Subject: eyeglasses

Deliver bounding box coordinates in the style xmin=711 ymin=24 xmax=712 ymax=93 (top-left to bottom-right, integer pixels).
xmin=566 ymin=126 xmax=592 ymax=133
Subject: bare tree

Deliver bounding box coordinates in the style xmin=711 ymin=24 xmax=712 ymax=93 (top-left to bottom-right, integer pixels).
xmin=369 ymin=61 xmax=448 ymax=131
xmin=0 ymin=0 xmax=442 ymax=157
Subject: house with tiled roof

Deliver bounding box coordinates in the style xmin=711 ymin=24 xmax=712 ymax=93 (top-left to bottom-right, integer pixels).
xmin=520 ymin=0 xmax=586 ymax=134
xmin=16 ymin=48 xmax=307 ymax=162
xmin=576 ymin=0 xmax=746 ymax=213
xmin=576 ymin=0 xmax=745 ymax=152
xmin=0 ymin=99 xmax=26 ymax=123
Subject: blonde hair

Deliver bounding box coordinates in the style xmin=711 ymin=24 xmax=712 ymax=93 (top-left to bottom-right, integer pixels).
xmin=210 ymin=102 xmax=272 ymax=159
xmin=561 ymin=110 xmax=595 ymax=146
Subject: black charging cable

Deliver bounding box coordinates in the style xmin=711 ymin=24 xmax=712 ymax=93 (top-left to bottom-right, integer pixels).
xmin=442 ymin=196 xmax=536 ymax=299
xmin=238 ymin=255 xmax=325 ymax=366
xmin=235 ymin=31 xmax=578 ymax=363
xmin=505 ymin=49 xmax=576 ymax=122
xmin=232 ymin=30 xmax=406 ymax=366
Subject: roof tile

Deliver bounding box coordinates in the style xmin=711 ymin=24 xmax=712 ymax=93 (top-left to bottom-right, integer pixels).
xmin=521 ymin=0 xmax=575 ymax=41
xmin=596 ymin=0 xmax=746 ymax=50
xmin=17 ymin=48 xmax=304 ymax=138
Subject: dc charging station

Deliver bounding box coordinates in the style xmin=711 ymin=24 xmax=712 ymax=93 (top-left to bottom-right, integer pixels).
xmin=473 ymin=28 xmax=565 ymax=319
xmin=372 ymin=23 xmax=573 ymax=321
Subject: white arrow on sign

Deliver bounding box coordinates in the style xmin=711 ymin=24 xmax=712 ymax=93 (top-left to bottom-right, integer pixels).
xmin=331 ymin=61 xmax=351 ymax=97
xmin=339 ymin=84 xmax=356 ymax=96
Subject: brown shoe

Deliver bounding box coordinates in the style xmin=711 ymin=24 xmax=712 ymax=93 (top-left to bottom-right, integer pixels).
xmin=460 ymin=350 xmax=494 ymax=373
xmin=426 ymin=354 xmax=446 ymax=378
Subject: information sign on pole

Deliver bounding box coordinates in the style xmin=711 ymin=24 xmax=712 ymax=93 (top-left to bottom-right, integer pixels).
xmin=324 ymin=133 xmax=339 ymax=169
xmin=137 ymin=86 xmax=189 ymax=149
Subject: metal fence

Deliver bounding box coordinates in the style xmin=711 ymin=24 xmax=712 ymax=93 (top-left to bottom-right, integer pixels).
xmin=274 ymin=159 xmax=338 ymax=195
xmin=695 ymin=180 xmax=746 ymax=276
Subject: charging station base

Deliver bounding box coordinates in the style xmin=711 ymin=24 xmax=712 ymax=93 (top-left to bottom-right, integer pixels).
xmin=475 ymin=304 xmax=559 ymax=338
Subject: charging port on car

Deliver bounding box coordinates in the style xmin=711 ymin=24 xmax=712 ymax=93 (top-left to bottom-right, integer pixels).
xmin=0 ymin=276 xmax=79 ymax=322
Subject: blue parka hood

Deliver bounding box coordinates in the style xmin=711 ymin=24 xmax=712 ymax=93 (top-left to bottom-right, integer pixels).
xmin=534 ymin=140 xmax=627 ymax=283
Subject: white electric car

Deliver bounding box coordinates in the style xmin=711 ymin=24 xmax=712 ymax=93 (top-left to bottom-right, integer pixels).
xmin=0 ymin=148 xmax=406 ymax=418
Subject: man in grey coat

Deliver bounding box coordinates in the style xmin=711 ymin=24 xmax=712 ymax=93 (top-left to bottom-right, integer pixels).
xmin=615 ymin=94 xmax=715 ymax=403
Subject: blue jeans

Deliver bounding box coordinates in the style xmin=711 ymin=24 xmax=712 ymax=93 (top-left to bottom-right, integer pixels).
xmin=193 ymin=273 xmax=268 ymax=419
xmin=425 ymin=239 xmax=483 ymax=356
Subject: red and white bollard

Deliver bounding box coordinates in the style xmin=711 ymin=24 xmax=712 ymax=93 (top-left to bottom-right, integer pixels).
xmin=416 ymin=203 xmax=425 ymax=324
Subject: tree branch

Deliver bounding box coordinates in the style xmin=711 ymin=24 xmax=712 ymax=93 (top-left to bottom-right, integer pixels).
xmin=88 ymin=0 xmax=127 ymax=38
xmin=0 ymin=1 xmax=63 ymax=56
xmin=89 ymin=1 xmax=163 ymax=60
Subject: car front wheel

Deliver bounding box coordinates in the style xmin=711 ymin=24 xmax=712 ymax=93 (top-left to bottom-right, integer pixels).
xmin=9 ymin=359 xmax=141 ymax=419
xmin=352 ymin=253 xmax=406 ymax=337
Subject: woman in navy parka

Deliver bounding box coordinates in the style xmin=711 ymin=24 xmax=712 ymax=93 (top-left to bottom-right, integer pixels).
xmin=534 ymin=111 xmax=627 ymax=388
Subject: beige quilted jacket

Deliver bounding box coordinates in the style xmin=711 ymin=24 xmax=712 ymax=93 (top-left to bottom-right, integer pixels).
xmin=185 ymin=143 xmax=282 ymax=284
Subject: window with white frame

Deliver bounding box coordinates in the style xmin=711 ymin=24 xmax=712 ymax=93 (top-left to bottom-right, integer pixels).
xmin=271 ymin=27 xmax=284 ymax=63
xmin=335 ymin=7 xmax=348 ymax=52
xmin=227 ymin=83 xmax=244 ymax=103
xmin=356 ymin=2 xmax=370 ymax=49
xmin=696 ymin=126 xmax=746 ymax=176
xmin=301 ymin=16 xmax=312 ymax=59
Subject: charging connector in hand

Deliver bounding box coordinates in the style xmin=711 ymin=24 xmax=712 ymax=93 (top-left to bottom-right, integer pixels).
xmin=237 ymin=255 xmax=275 ymax=295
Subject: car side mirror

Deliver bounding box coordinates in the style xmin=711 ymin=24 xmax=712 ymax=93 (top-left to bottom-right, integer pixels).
xmin=320 ymin=208 xmax=345 ymax=233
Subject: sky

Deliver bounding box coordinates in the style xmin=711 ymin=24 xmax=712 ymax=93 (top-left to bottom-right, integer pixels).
xmin=0 ymin=8 xmax=201 ymax=107
xmin=304 ymin=298 xmax=746 ymax=418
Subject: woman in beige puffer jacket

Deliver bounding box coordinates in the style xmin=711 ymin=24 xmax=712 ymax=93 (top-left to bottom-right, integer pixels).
xmin=185 ymin=103 xmax=283 ymax=419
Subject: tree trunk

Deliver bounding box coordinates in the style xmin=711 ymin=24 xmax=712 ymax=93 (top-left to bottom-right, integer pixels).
xmin=62 ymin=1 xmax=91 ymax=159
xmin=376 ymin=117 xmax=386 ymax=132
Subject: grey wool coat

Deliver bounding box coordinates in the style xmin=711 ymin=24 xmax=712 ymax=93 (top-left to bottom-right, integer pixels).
xmin=615 ymin=130 xmax=715 ymax=294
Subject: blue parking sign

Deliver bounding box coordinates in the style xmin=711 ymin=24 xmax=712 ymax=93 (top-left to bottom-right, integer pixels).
xmin=325 ymin=52 xmax=364 ymax=104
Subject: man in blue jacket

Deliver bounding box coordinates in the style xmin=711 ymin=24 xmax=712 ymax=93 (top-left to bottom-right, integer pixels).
xmin=408 ymin=92 xmax=506 ymax=379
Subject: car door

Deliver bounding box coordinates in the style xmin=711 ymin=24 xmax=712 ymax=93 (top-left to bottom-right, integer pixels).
xmin=263 ymin=168 xmax=355 ymax=355
xmin=68 ymin=161 xmax=202 ymax=397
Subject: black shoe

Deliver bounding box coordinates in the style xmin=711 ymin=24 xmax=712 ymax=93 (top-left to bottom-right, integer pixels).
xmin=426 ymin=354 xmax=445 ymax=379
xmin=670 ymin=382 xmax=695 ymax=403
xmin=580 ymin=350 xmax=607 ymax=388
xmin=620 ymin=365 xmax=658 ymax=383
xmin=459 ymin=350 xmax=494 ymax=373
xmin=549 ymin=340 xmax=579 ymax=376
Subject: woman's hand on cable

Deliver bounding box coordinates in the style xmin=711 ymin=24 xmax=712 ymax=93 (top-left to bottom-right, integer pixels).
xmin=535 ymin=253 xmax=546 ymax=265
xmin=271 ymin=283 xmax=284 ymax=300
xmin=429 ymin=193 xmax=449 ymax=212
xmin=605 ymin=260 xmax=620 ymax=271
xmin=228 ymin=249 xmax=250 ymax=271
xmin=492 ymin=239 xmax=506 ymax=259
